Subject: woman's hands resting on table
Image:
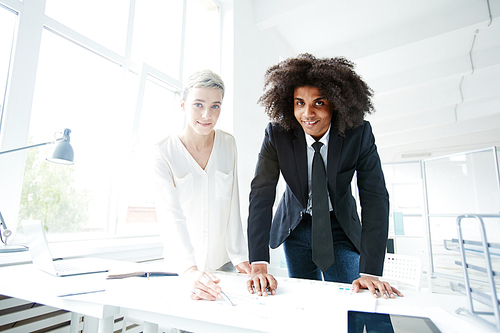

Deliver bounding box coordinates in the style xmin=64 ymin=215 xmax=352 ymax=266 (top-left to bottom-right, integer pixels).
xmin=235 ymin=261 xmax=252 ymax=275
xmin=185 ymin=261 xmax=252 ymax=301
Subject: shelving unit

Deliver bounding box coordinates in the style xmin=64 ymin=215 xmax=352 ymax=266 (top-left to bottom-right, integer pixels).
xmin=445 ymin=214 xmax=500 ymax=330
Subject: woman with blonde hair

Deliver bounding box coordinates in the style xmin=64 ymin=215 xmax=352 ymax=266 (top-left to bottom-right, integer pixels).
xmin=154 ymin=70 xmax=250 ymax=301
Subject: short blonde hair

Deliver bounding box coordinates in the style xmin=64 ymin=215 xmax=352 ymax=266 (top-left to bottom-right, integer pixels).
xmin=183 ymin=69 xmax=225 ymax=100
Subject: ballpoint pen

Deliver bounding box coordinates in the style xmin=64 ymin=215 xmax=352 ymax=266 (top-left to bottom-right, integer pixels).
xmin=204 ymin=273 xmax=235 ymax=306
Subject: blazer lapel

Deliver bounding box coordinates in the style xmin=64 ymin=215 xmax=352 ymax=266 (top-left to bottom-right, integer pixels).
xmin=293 ymin=127 xmax=308 ymax=207
xmin=327 ymin=127 xmax=342 ymax=200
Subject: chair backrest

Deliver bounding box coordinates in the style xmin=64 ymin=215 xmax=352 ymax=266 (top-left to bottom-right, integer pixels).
xmin=382 ymin=253 xmax=422 ymax=292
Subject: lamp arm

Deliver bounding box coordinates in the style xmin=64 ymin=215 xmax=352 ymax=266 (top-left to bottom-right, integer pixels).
xmin=0 ymin=210 xmax=13 ymax=245
xmin=0 ymin=211 xmax=6 ymax=230
xmin=0 ymin=136 xmax=67 ymax=155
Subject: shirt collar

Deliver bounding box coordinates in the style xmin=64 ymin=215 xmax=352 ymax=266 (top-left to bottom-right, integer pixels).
xmin=305 ymin=125 xmax=331 ymax=148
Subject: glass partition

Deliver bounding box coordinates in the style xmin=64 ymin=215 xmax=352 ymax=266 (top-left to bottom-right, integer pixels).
xmin=423 ymin=147 xmax=500 ymax=290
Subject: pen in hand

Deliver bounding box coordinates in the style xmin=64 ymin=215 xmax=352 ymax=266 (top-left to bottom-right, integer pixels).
xmin=204 ymin=273 xmax=235 ymax=306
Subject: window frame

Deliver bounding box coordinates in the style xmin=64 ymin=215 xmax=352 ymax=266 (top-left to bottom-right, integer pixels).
xmin=0 ymin=0 xmax=227 ymax=254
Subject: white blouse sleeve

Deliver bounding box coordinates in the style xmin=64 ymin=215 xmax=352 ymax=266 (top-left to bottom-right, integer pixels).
xmin=224 ymin=139 xmax=249 ymax=266
xmin=153 ymin=143 xmax=197 ymax=274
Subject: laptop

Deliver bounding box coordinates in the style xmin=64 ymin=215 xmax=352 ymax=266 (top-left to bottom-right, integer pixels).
xmin=22 ymin=220 xmax=109 ymax=277
xmin=348 ymin=310 xmax=441 ymax=333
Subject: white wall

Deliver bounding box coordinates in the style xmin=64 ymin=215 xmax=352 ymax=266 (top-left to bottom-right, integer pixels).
xmin=231 ymin=0 xmax=293 ymax=226
xmin=223 ymin=1 xmax=294 ymax=272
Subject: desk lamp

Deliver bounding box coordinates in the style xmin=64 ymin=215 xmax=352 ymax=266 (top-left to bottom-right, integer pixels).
xmin=0 ymin=128 xmax=74 ymax=253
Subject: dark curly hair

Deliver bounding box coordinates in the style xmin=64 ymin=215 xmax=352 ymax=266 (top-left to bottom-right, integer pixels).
xmin=257 ymin=53 xmax=374 ymax=136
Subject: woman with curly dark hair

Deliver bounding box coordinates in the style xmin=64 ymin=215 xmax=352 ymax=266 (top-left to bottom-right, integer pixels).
xmin=246 ymin=54 xmax=402 ymax=299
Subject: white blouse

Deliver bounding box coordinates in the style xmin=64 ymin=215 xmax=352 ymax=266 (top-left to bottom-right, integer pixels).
xmin=153 ymin=129 xmax=248 ymax=274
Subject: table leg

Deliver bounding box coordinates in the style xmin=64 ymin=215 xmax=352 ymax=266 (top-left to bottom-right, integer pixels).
xmin=143 ymin=321 xmax=159 ymax=333
xmin=98 ymin=315 xmax=114 ymax=333
xmin=69 ymin=312 xmax=81 ymax=333
xmin=83 ymin=316 xmax=98 ymax=332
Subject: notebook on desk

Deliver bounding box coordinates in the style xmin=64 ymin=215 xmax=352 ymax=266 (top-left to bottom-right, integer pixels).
xmin=22 ymin=220 xmax=109 ymax=277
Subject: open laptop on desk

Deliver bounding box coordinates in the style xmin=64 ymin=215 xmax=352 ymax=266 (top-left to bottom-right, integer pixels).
xmin=348 ymin=310 xmax=441 ymax=333
xmin=22 ymin=220 xmax=109 ymax=277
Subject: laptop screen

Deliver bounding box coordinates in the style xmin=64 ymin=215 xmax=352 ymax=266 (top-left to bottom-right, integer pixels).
xmin=22 ymin=220 xmax=58 ymax=275
xmin=348 ymin=310 xmax=441 ymax=333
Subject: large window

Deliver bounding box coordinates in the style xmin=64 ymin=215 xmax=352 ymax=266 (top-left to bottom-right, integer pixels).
xmin=0 ymin=5 xmax=17 ymax=127
xmin=26 ymin=29 xmax=125 ymax=234
xmin=120 ymin=71 xmax=185 ymax=236
xmin=44 ymin=0 xmax=129 ymax=55
xmin=0 ymin=0 xmax=222 ymax=240
xmin=183 ymin=0 xmax=220 ymax=79
xmin=131 ymin=0 xmax=184 ymax=79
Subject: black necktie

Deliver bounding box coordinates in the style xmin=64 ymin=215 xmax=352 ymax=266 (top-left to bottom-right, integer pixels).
xmin=311 ymin=141 xmax=334 ymax=272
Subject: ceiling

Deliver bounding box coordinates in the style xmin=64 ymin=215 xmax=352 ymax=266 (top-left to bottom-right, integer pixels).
xmin=251 ymin=0 xmax=500 ymax=162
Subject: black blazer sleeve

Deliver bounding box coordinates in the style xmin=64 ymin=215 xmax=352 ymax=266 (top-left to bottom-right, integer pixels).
xmin=247 ymin=123 xmax=281 ymax=263
xmin=342 ymin=121 xmax=389 ymax=276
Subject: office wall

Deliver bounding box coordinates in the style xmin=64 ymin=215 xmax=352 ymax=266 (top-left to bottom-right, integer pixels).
xmin=231 ymin=0 xmax=293 ymax=227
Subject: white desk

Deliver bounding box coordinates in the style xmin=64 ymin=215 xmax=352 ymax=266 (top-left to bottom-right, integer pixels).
xmin=0 ymin=261 xmax=497 ymax=333
xmin=83 ymin=272 xmax=378 ymax=333
xmin=0 ymin=262 xmax=119 ymax=332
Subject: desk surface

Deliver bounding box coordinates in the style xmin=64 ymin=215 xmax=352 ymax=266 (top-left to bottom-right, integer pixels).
xmin=0 ymin=260 xmax=497 ymax=333
xmin=0 ymin=262 xmax=120 ymax=319
xmin=86 ymin=271 xmax=378 ymax=332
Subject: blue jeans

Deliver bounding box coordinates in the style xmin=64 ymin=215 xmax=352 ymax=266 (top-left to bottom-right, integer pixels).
xmin=283 ymin=212 xmax=360 ymax=283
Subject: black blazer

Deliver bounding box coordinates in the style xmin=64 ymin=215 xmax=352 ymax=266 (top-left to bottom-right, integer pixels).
xmin=247 ymin=121 xmax=389 ymax=276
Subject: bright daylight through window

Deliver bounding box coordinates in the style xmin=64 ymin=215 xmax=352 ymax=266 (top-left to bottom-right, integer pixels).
xmin=0 ymin=6 xmax=16 ymax=127
xmin=0 ymin=0 xmax=221 ymax=241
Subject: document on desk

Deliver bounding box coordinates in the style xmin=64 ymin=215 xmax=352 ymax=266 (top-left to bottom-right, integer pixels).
xmin=209 ymin=272 xmax=378 ymax=332
xmin=91 ymin=271 xmax=378 ymax=332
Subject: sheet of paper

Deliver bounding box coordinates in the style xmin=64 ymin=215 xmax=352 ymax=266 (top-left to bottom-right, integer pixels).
xmin=213 ymin=272 xmax=377 ymax=332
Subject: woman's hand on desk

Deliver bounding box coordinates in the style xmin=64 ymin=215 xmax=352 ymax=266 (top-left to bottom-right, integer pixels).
xmin=235 ymin=261 xmax=252 ymax=275
xmin=247 ymin=263 xmax=278 ymax=296
xmin=352 ymin=275 xmax=404 ymax=299
xmin=184 ymin=267 xmax=223 ymax=301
